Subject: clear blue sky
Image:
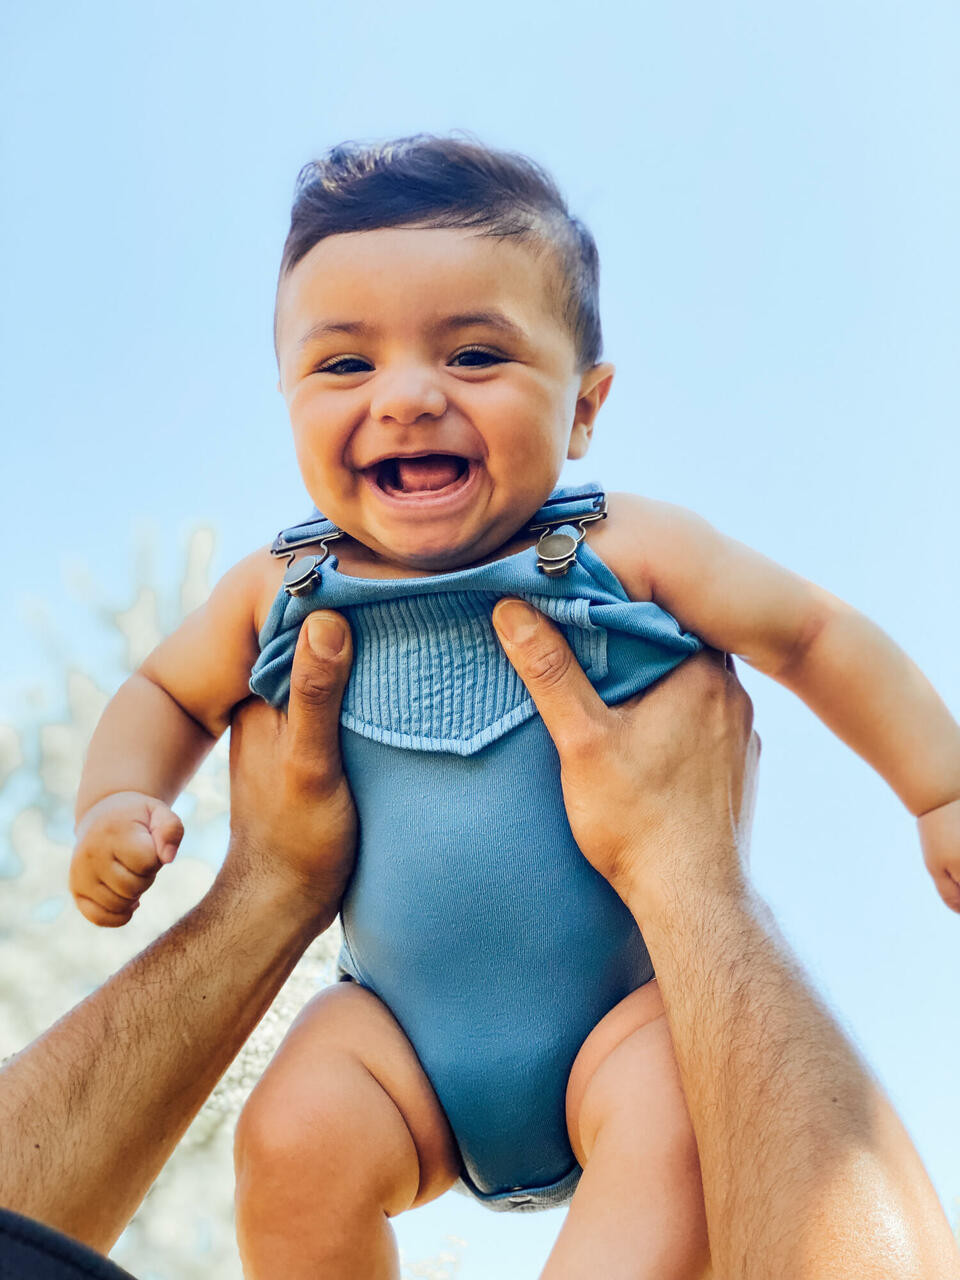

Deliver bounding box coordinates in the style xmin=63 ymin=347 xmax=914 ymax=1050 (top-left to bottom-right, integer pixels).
xmin=1 ymin=2 xmax=958 ymax=1273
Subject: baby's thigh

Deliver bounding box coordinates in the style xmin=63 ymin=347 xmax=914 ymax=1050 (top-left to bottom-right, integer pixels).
xmin=565 ymin=981 xmax=696 ymax=1169
xmin=234 ymin=981 xmax=461 ymax=1215
xmin=551 ymin=986 xmax=709 ymax=1278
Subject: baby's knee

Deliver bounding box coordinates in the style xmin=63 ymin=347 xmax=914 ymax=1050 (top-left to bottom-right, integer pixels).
xmin=234 ymin=1048 xmax=419 ymax=1219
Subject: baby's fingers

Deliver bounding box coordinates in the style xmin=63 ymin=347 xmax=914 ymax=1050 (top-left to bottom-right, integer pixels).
xmin=74 ymin=892 xmax=140 ymax=929
xmin=933 ymin=867 xmax=960 ymax=915
xmin=917 ymin=800 xmax=960 ymax=915
xmin=109 ymin=825 xmax=165 ymax=878
xmin=82 ymin=877 xmax=144 ymax=917
xmin=102 ymin=856 xmax=157 ymax=901
xmin=148 ymin=803 xmax=184 ymax=866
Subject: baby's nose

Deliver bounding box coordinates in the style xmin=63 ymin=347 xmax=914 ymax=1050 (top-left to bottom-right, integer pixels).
xmin=370 ymin=369 xmax=447 ymax=425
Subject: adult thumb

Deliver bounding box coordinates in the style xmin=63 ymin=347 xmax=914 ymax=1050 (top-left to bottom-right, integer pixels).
xmin=287 ymin=611 xmax=353 ymax=779
xmin=492 ymin=599 xmax=606 ymax=752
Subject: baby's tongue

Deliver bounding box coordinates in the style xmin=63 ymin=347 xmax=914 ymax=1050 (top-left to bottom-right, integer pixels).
xmin=395 ymin=455 xmax=462 ymax=492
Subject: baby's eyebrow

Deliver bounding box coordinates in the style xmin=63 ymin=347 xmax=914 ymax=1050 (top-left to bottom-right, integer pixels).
xmin=296 ymin=310 xmax=528 ymax=350
xmin=297 ymin=319 xmax=371 ymax=348
xmin=432 ymin=311 xmax=528 ymax=343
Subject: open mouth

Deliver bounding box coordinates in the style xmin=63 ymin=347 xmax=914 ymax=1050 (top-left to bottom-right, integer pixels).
xmin=373 ymin=454 xmax=472 ymax=498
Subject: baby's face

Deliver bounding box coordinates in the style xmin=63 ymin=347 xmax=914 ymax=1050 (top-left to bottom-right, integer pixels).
xmin=274 ymin=226 xmax=613 ymax=571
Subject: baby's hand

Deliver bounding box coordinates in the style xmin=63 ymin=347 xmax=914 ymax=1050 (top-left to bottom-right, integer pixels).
xmin=70 ymin=791 xmax=184 ymax=927
xmin=918 ymin=797 xmax=960 ymax=914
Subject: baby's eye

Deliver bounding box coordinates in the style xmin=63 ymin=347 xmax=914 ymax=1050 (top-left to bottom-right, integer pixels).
xmin=449 ymin=346 xmax=507 ymax=368
xmin=315 ymin=356 xmax=373 ymax=375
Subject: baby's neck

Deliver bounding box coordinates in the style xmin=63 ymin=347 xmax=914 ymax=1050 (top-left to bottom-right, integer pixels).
xmin=331 ymin=529 xmax=538 ymax=581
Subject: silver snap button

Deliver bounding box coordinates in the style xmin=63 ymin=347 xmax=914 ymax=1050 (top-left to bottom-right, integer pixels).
xmin=282 ymin=554 xmax=321 ymax=597
xmin=535 ymin=529 xmax=580 ymax=576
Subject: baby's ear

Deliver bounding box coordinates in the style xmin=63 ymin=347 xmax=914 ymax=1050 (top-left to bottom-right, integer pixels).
xmin=568 ymin=362 xmax=615 ymax=457
xmin=567 ymin=421 xmax=592 ymax=459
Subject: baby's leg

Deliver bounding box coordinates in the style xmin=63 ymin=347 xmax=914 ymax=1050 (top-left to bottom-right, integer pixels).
xmin=543 ymin=981 xmax=711 ymax=1280
xmin=233 ymin=981 xmax=461 ymax=1280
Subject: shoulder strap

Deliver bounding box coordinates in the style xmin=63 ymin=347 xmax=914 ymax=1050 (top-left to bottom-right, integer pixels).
xmin=527 ymin=482 xmax=606 ymax=530
xmin=270 ymin=509 xmax=340 ymax=557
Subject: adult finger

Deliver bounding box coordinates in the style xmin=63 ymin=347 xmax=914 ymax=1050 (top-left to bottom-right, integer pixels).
xmin=492 ymin=599 xmax=607 ymax=753
xmin=286 ymin=611 xmax=354 ymax=789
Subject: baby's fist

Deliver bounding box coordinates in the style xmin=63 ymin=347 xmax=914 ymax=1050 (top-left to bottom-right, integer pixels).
xmin=918 ymin=796 xmax=960 ymax=914
xmin=70 ymin=791 xmax=184 ymax=927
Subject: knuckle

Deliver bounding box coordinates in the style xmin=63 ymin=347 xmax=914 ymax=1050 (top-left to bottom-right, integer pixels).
xmin=290 ymin=665 xmax=339 ymax=707
xmin=524 ymin=641 xmax=574 ymax=689
xmin=286 ymin=755 xmax=339 ymax=800
xmin=556 ymin=714 xmax=601 ymax=763
xmin=577 ymin=718 xmax=608 ymax=761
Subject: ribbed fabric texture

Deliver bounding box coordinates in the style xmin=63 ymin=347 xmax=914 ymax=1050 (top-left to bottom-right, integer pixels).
xmin=339 ymin=590 xmax=603 ymax=753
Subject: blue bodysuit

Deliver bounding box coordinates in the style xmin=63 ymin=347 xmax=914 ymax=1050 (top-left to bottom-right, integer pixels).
xmin=249 ymin=483 xmax=702 ymax=1212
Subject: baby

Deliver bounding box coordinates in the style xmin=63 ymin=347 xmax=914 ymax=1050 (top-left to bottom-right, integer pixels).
xmin=70 ymin=136 xmax=960 ymax=1278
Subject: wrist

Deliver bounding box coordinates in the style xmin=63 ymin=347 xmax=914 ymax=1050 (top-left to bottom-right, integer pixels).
xmin=916 ymin=793 xmax=960 ymax=822
xmin=618 ymin=836 xmax=750 ymax=938
xmin=217 ymin=835 xmax=345 ymax=937
xmin=917 ymin=796 xmax=960 ymax=868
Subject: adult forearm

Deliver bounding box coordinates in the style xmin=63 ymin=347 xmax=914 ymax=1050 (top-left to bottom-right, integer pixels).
xmin=0 ymin=856 xmax=334 ymax=1253
xmin=630 ymin=872 xmax=960 ymax=1280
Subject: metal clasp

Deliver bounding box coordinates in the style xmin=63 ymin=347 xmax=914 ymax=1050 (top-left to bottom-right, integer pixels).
xmin=270 ymin=528 xmax=345 ymax=597
xmin=529 ymin=496 xmax=607 ymax=576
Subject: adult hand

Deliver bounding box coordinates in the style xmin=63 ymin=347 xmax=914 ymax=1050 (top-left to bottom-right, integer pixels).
xmin=492 ymin=599 xmax=760 ymax=922
xmin=224 ymin=610 xmax=358 ymax=921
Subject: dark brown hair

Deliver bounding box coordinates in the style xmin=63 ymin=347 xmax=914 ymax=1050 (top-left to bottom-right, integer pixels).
xmin=278 ymin=133 xmax=602 ymax=370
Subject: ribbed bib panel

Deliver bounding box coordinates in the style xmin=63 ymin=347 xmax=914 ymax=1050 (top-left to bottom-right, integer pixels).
xmin=339 ymin=590 xmax=605 ymax=754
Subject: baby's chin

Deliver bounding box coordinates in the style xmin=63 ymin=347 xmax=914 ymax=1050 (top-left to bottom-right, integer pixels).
xmin=359 ymin=534 xmax=493 ymax=574
xmin=340 ymin=517 xmax=522 ymax=576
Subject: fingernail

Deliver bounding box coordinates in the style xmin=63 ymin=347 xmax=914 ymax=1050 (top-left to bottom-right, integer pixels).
xmin=494 ymin=599 xmax=540 ymax=644
xmin=307 ymin=613 xmax=346 ymax=657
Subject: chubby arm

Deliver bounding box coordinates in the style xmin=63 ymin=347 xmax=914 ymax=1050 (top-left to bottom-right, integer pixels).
xmin=607 ymin=494 xmax=960 ymax=819
xmin=75 ymin=546 xmax=272 ymax=822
